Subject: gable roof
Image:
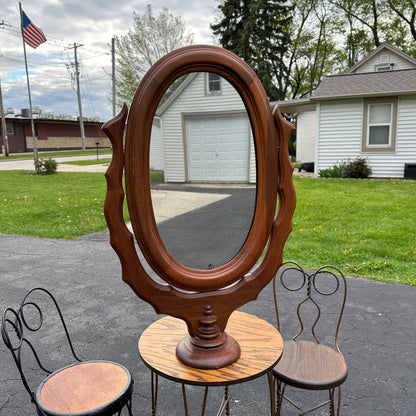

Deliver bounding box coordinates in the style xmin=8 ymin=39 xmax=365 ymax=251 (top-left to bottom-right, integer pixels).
xmin=312 ymin=68 xmax=416 ymax=100
xmin=155 ymin=73 xmax=197 ymax=117
xmin=346 ymin=42 xmax=416 ymax=74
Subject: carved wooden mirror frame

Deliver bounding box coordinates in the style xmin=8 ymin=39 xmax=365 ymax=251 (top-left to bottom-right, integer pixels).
xmin=102 ymin=45 xmax=296 ymax=369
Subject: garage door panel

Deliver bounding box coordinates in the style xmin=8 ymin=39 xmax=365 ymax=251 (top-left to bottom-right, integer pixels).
xmin=186 ymin=114 xmax=250 ymax=182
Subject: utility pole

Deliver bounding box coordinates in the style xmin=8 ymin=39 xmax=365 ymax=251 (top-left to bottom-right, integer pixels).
xmin=0 ymin=24 xmax=9 ymax=156
xmin=68 ymin=43 xmax=86 ymax=151
xmin=0 ymin=78 xmax=10 ymax=156
xmin=112 ymin=37 xmax=116 ymax=117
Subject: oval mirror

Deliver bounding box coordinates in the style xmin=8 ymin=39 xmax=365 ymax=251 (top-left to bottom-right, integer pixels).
xmin=149 ymin=72 xmax=256 ymax=269
xmin=125 ymin=45 xmax=278 ymax=292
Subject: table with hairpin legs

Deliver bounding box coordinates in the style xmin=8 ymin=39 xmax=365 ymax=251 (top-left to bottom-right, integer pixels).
xmin=139 ymin=310 xmax=283 ymax=415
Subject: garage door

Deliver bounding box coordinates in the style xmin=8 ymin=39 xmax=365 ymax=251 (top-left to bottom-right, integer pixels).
xmin=186 ymin=114 xmax=250 ymax=182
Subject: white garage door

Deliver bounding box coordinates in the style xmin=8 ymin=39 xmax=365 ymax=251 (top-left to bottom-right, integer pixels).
xmin=186 ymin=114 xmax=250 ymax=182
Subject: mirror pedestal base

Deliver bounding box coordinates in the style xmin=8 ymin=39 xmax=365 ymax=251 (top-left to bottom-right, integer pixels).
xmin=176 ymin=332 xmax=241 ymax=369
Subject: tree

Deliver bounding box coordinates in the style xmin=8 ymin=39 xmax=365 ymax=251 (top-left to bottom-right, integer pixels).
xmin=284 ymin=0 xmax=340 ymax=99
xmin=388 ymin=0 xmax=416 ymax=41
xmin=330 ymin=0 xmax=416 ymax=60
xmin=386 ymin=0 xmax=416 ymax=56
xmin=211 ymin=0 xmax=293 ymax=100
xmin=329 ymin=0 xmax=387 ymax=48
xmin=211 ymin=0 xmax=416 ymax=102
xmin=113 ymin=4 xmax=194 ymax=109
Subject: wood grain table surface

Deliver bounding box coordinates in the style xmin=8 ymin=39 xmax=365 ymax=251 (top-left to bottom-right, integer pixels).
xmin=138 ymin=310 xmax=283 ymax=386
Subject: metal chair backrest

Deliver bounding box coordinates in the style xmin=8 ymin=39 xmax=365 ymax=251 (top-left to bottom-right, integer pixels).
xmin=1 ymin=288 xmax=82 ymax=413
xmin=273 ymin=262 xmax=347 ymax=353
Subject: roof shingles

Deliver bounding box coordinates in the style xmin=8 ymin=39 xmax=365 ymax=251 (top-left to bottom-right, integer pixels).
xmin=312 ymin=68 xmax=416 ymax=100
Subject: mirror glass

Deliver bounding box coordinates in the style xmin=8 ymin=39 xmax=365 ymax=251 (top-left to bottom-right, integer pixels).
xmin=149 ymin=72 xmax=256 ymax=269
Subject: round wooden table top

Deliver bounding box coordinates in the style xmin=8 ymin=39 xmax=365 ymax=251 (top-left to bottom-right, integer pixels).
xmin=139 ymin=310 xmax=283 ymax=386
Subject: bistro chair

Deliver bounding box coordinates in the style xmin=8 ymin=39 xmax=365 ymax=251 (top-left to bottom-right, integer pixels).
xmin=1 ymin=287 xmax=133 ymax=416
xmin=268 ymin=262 xmax=348 ymax=416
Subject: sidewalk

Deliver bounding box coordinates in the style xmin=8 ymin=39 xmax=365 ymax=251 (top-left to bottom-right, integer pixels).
xmin=0 ymin=154 xmax=110 ymax=172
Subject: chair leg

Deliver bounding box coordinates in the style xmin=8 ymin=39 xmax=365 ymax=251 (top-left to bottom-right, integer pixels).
xmin=117 ymin=395 xmax=133 ymax=416
xmin=127 ymin=395 xmax=133 ymax=416
xmin=267 ymin=372 xmax=285 ymax=416
xmin=329 ymin=388 xmax=335 ymax=416
xmin=267 ymin=371 xmax=275 ymax=416
xmin=336 ymin=386 xmax=342 ymax=416
xmin=276 ymin=381 xmax=285 ymax=416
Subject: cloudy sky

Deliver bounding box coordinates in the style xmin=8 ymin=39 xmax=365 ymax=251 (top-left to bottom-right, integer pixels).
xmin=0 ymin=0 xmax=219 ymax=121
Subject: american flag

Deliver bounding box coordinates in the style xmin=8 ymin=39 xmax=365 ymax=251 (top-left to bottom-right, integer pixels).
xmin=22 ymin=11 xmax=46 ymax=49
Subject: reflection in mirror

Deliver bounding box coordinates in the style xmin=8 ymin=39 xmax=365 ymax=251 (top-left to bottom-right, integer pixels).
xmin=149 ymin=72 xmax=256 ymax=270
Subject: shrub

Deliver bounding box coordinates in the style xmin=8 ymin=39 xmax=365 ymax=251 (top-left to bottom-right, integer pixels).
xmin=318 ymin=163 xmax=344 ymax=178
xmin=343 ymin=157 xmax=371 ymax=179
xmin=34 ymin=158 xmax=58 ymax=175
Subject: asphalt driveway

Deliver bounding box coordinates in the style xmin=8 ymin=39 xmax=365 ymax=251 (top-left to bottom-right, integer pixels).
xmin=0 ymin=159 xmax=414 ymax=415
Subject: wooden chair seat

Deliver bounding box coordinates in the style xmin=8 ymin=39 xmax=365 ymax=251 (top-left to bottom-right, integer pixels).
xmin=36 ymin=361 xmax=133 ymax=416
xmin=273 ymin=340 xmax=348 ymax=391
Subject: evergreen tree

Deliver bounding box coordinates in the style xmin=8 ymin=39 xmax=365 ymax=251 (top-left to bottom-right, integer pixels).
xmin=211 ymin=0 xmax=293 ymax=100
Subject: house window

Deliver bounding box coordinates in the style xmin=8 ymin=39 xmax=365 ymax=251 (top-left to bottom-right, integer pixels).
xmin=362 ymin=98 xmax=397 ymax=152
xmin=376 ymin=64 xmax=393 ymax=72
xmin=6 ymin=122 xmax=15 ymax=135
xmin=206 ymin=73 xmax=221 ymax=94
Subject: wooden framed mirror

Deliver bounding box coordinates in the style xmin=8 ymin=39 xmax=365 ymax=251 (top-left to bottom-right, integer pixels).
xmin=151 ymin=72 xmax=257 ymax=271
xmin=102 ymin=45 xmax=296 ymax=369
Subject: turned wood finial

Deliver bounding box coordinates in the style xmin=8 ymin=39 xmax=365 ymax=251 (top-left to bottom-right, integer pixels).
xmin=195 ymin=306 xmax=221 ymax=343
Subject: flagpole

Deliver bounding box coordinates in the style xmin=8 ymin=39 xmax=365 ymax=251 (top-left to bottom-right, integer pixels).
xmin=19 ymin=2 xmax=38 ymax=163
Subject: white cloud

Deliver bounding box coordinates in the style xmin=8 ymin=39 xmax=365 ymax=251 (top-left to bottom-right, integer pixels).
xmin=0 ymin=0 xmax=218 ymax=121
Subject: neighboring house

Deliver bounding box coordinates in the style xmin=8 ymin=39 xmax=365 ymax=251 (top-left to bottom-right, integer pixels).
xmin=276 ymin=42 xmax=416 ymax=178
xmin=154 ymin=72 xmax=256 ymax=183
xmin=0 ymin=116 xmax=109 ymax=153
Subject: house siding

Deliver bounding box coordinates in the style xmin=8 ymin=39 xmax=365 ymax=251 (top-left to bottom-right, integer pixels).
xmin=161 ymin=72 xmax=253 ymax=183
xmin=317 ymin=100 xmax=363 ymax=172
xmin=150 ymin=118 xmax=164 ymax=171
xmin=296 ymin=111 xmax=316 ymax=163
xmin=317 ymin=96 xmax=416 ymax=178
xmin=355 ymin=51 xmax=416 ymax=73
xmin=249 ymin=131 xmax=256 ymax=183
xmin=361 ymin=96 xmax=416 ymax=178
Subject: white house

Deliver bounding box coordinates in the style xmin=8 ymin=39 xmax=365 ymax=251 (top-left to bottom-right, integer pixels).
xmin=152 ymin=72 xmax=256 ymax=183
xmin=276 ymin=42 xmax=416 ymax=178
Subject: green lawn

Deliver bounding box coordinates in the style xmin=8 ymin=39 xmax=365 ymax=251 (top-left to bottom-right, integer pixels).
xmin=0 ymin=171 xmax=111 ymax=239
xmin=59 ymin=158 xmax=112 ymax=166
xmin=0 ymin=172 xmax=414 ymax=285
xmin=284 ymin=177 xmax=416 ymax=285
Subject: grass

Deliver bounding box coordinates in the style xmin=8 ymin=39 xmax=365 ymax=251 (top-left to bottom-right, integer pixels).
xmin=0 ymin=171 xmax=113 ymax=239
xmin=0 ymin=169 xmax=164 ymax=239
xmin=60 ymin=158 xmax=112 ymax=166
xmin=0 ymin=172 xmax=414 ymax=284
xmin=283 ymin=177 xmax=416 ymax=285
